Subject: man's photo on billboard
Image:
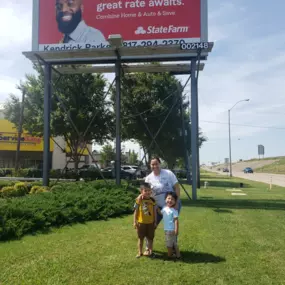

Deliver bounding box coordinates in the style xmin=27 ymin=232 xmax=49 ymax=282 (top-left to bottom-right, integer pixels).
xmin=55 ymin=0 xmax=106 ymax=44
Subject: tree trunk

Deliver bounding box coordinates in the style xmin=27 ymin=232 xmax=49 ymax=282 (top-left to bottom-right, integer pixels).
xmin=146 ymin=150 xmax=152 ymax=170
xmin=166 ymin=158 xmax=176 ymax=171
xmin=74 ymin=155 xmax=80 ymax=170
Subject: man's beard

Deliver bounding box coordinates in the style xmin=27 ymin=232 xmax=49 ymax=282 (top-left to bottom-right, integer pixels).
xmin=56 ymin=9 xmax=82 ymax=34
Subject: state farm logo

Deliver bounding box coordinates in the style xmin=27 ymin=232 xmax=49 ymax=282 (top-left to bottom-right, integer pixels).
xmin=135 ymin=27 xmax=146 ymax=35
xmin=135 ymin=25 xmax=188 ymax=35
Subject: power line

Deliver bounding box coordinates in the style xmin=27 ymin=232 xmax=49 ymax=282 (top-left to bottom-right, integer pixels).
xmin=201 ymin=120 xmax=285 ymax=130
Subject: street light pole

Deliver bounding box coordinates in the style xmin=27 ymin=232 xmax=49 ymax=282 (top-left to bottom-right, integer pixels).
xmin=228 ymin=99 xmax=250 ymax=177
xmin=228 ymin=109 xmax=232 ymax=177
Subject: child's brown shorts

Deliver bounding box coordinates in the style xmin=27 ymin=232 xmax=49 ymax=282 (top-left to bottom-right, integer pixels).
xmin=165 ymin=231 xmax=177 ymax=248
xmin=137 ymin=223 xmax=155 ymax=240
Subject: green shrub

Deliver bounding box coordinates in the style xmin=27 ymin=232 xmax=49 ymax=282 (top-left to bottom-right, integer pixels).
xmin=14 ymin=182 xmax=29 ymax=194
xmin=0 ymin=185 xmax=28 ymax=198
xmin=30 ymin=186 xmax=41 ymax=194
xmin=0 ymin=186 xmax=16 ymax=198
xmin=14 ymin=169 xmax=30 ymax=177
xmin=27 ymin=168 xmax=42 ymax=178
xmin=0 ymin=168 xmax=13 ymax=177
xmin=50 ymin=169 xmax=62 ymax=179
xmin=32 ymin=186 xmax=49 ymax=194
xmin=0 ymin=180 xmax=16 ymax=190
xmin=0 ymin=181 xmax=137 ymax=241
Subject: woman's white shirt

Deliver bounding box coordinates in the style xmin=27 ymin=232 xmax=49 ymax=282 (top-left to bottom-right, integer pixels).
xmin=145 ymin=169 xmax=178 ymax=208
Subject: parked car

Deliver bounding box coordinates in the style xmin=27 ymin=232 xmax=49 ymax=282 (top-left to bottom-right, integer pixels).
xmin=101 ymin=167 xmax=134 ymax=180
xmin=223 ymin=168 xmax=229 ymax=172
xmin=79 ymin=164 xmax=99 ymax=171
xmin=244 ymin=167 xmax=253 ymax=174
xmin=121 ymin=165 xmax=142 ymax=178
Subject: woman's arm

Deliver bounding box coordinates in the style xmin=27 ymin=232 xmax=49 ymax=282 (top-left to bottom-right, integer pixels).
xmin=174 ymin=182 xmax=180 ymax=210
xmin=154 ymin=205 xmax=157 ymax=228
xmin=174 ymin=182 xmax=180 ymax=198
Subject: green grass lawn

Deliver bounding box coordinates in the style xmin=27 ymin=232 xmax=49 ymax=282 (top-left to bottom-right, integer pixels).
xmin=1 ymin=174 xmax=285 ymax=285
xmin=255 ymin=157 xmax=285 ymax=175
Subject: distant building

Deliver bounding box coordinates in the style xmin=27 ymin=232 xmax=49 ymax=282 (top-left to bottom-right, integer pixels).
xmin=0 ymin=106 xmax=92 ymax=169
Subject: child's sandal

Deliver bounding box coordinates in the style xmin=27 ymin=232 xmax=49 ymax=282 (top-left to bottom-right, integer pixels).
xmin=143 ymin=249 xmax=150 ymax=256
xmin=136 ymin=253 xmax=143 ymax=258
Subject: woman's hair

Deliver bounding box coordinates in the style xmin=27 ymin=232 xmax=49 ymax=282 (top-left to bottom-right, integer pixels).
xmin=150 ymin=156 xmax=161 ymax=164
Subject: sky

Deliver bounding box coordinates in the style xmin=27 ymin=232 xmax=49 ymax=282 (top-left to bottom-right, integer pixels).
xmin=0 ymin=1 xmax=285 ymax=165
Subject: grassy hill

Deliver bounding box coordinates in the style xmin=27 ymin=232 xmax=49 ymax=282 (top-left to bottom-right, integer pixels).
xmin=255 ymin=157 xmax=285 ymax=175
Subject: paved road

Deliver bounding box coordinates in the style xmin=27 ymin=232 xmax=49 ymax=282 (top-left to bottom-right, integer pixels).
xmin=206 ymin=168 xmax=285 ymax=187
xmin=231 ymin=172 xmax=285 ymax=187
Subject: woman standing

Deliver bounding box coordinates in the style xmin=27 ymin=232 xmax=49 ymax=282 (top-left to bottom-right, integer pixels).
xmin=142 ymin=157 xmax=181 ymax=255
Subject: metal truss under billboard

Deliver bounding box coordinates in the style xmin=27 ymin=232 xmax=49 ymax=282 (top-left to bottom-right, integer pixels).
xmin=32 ymin=0 xmax=208 ymax=53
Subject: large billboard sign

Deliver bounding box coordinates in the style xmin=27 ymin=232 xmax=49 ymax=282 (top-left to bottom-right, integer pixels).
xmin=32 ymin=0 xmax=208 ymax=52
xmin=258 ymin=145 xmax=265 ymax=156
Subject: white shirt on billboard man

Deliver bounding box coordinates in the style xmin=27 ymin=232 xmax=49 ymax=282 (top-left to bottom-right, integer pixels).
xmin=56 ymin=0 xmax=106 ymax=44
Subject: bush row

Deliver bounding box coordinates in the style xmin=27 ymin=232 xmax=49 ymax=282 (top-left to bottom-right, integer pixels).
xmin=0 ymin=168 xmax=131 ymax=180
xmin=0 ymin=183 xmax=49 ymax=198
xmin=0 ymin=180 xmax=54 ymax=191
xmin=0 ymin=168 xmax=77 ymax=179
xmin=0 ymin=181 xmax=137 ymax=241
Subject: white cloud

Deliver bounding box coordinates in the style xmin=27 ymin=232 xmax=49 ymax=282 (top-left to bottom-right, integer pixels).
xmin=0 ymin=1 xmax=33 ymax=100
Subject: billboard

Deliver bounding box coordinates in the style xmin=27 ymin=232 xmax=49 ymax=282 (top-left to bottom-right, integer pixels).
xmin=0 ymin=119 xmax=54 ymax=152
xmin=258 ymin=145 xmax=265 ymax=156
xmin=32 ymin=0 xmax=208 ymax=51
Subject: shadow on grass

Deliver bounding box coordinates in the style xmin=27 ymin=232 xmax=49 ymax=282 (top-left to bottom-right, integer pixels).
xmin=201 ymin=180 xmax=251 ymax=188
xmin=180 ymin=179 xmax=251 ymax=189
xmin=213 ymin=209 xmax=233 ymax=213
xmin=182 ymin=198 xmax=285 ymax=211
xmin=153 ymin=250 xmax=226 ymax=264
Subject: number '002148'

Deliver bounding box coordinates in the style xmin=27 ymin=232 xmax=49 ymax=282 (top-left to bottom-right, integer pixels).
xmin=180 ymin=42 xmax=209 ymax=50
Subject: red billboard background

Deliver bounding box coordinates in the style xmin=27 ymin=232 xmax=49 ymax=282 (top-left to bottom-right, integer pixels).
xmin=38 ymin=0 xmax=201 ymax=44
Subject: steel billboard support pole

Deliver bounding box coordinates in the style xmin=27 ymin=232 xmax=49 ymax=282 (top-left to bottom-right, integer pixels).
xmin=228 ymin=109 xmax=232 ymax=177
xmin=191 ymin=58 xmax=198 ymax=200
xmin=115 ymin=52 xmax=121 ymax=185
xmin=180 ymin=94 xmax=191 ymax=184
xmin=43 ymin=63 xmax=51 ymax=186
xmin=196 ymin=76 xmax=201 ymax=189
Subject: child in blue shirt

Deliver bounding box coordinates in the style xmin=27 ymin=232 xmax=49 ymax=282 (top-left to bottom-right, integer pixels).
xmin=159 ymin=191 xmax=181 ymax=259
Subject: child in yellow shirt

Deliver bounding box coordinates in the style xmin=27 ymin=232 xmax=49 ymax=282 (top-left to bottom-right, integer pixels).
xmin=133 ymin=182 xmax=157 ymax=258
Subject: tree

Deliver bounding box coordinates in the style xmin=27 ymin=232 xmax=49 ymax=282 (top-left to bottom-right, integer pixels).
xmin=100 ymin=144 xmax=115 ymax=167
xmin=4 ymin=66 xmax=114 ymax=169
xmin=129 ymin=150 xmax=138 ymax=165
xmin=112 ymin=71 xmax=206 ymax=168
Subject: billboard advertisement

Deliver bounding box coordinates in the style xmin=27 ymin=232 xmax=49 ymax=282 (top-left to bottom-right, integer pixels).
xmin=258 ymin=145 xmax=265 ymax=156
xmin=33 ymin=0 xmax=208 ymax=51
xmin=0 ymin=119 xmax=54 ymax=152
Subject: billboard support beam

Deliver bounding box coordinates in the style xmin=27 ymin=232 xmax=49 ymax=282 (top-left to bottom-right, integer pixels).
xmin=43 ymin=63 xmax=51 ymax=186
xmin=191 ymin=58 xmax=198 ymax=200
xmin=115 ymin=51 xmax=121 ymax=185
xmin=180 ymin=91 xmax=191 ymax=184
